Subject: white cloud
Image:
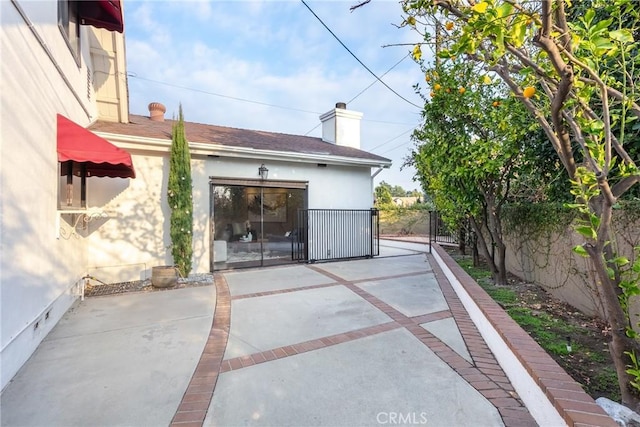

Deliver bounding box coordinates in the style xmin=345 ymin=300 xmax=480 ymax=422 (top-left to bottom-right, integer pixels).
xmin=123 ymin=0 xmax=424 ymax=190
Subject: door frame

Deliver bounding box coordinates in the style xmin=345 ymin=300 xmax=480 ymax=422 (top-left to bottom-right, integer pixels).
xmin=209 ymin=177 xmax=308 ymax=271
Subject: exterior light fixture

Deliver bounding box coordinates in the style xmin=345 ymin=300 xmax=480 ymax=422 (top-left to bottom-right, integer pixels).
xmin=259 ymin=164 xmax=269 ymax=180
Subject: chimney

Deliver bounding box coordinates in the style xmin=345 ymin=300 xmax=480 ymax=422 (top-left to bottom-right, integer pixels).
xmin=319 ymin=102 xmax=363 ymax=149
xmin=148 ymin=102 xmax=166 ymax=122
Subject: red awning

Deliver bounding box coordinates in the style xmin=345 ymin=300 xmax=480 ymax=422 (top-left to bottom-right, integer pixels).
xmin=78 ymin=0 xmax=124 ymax=33
xmin=57 ymin=114 xmax=135 ymax=179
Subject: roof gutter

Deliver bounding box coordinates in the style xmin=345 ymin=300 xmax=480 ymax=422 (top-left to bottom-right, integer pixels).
xmin=95 ymin=132 xmax=393 ymax=169
xmin=371 ymin=167 xmax=386 ymax=179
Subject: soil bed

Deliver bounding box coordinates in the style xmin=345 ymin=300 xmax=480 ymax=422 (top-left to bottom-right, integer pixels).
xmin=83 ymin=274 xmax=213 ymax=297
xmin=444 ymin=246 xmax=620 ymax=402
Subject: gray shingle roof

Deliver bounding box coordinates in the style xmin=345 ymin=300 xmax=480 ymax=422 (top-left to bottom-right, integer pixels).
xmin=90 ymin=114 xmax=391 ymax=164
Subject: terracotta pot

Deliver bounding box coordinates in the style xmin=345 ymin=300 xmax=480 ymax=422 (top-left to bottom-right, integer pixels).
xmin=151 ymin=266 xmax=178 ymax=288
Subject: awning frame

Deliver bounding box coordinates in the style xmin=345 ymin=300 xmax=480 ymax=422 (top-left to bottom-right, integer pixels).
xmin=57 ymin=114 xmax=135 ymax=208
xmin=77 ymin=0 xmax=124 ymax=33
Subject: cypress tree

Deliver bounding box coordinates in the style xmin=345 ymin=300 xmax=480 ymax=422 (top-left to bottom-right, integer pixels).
xmin=167 ymin=104 xmax=193 ymax=277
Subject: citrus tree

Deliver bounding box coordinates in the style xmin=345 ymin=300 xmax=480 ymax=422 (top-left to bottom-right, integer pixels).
xmin=168 ymin=105 xmax=193 ymax=278
xmin=409 ymin=58 xmax=544 ymax=285
xmin=400 ymin=0 xmax=640 ymax=407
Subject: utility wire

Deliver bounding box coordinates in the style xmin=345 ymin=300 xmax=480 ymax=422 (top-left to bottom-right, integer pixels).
xmin=379 ymin=135 xmax=415 ymax=155
xmin=370 ymin=127 xmax=415 ymax=152
xmin=129 ymin=72 xmax=416 ymax=131
xmin=128 ymin=74 xmax=320 ymax=115
xmin=303 ymin=53 xmax=412 ymax=136
xmin=347 ymin=53 xmax=409 ymax=105
xmin=300 ymin=0 xmax=422 ymax=109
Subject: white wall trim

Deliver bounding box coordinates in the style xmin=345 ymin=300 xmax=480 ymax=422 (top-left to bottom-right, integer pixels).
xmin=430 ymin=247 xmax=567 ymax=427
xmin=95 ymin=132 xmax=392 ymax=168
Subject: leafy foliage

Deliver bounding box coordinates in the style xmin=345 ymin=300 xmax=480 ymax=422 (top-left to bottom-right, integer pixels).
xmin=408 ymin=58 xmax=544 ymax=284
xmin=400 ymin=0 xmax=640 ymax=406
xmin=168 ymin=105 xmax=193 ymax=278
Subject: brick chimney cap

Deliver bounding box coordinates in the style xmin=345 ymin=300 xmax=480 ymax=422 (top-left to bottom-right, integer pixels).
xmin=148 ymin=102 xmax=166 ymax=122
xmin=148 ymin=102 xmax=166 ymax=113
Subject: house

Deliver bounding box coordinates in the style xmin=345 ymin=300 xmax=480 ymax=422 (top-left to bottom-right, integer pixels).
xmin=393 ymin=196 xmax=419 ymax=207
xmin=0 ymin=0 xmax=390 ymax=390
xmin=87 ymin=102 xmax=391 ymax=280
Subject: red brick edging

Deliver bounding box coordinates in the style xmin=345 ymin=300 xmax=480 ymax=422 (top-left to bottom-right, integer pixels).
xmin=170 ymin=274 xmax=231 ymax=426
xmin=309 ymin=264 xmax=536 ymax=427
xmin=431 ymin=243 xmax=617 ymax=427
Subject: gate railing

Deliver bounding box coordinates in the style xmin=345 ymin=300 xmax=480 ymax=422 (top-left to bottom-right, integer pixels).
xmin=294 ymin=208 xmax=379 ymax=262
xmin=428 ymin=210 xmax=459 ymax=246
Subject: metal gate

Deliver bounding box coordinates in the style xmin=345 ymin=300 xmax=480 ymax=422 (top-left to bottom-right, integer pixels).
xmin=293 ymin=208 xmax=379 ymax=262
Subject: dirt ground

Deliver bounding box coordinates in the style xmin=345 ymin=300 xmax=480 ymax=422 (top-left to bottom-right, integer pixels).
xmin=442 ymin=246 xmax=620 ymax=402
xmin=508 ymin=273 xmax=619 ymax=400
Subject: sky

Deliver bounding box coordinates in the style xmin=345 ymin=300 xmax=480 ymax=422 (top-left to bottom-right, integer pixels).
xmin=123 ymin=0 xmax=430 ymax=192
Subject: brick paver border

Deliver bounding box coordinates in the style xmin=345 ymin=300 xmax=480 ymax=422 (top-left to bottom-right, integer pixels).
xmin=431 ymin=243 xmax=617 ymax=427
xmin=309 ymin=264 xmax=536 ymax=427
xmin=170 ymin=246 xmax=615 ymax=427
xmin=170 ymin=274 xmax=231 ymax=427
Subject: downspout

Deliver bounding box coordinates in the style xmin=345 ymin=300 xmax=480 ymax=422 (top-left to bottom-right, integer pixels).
xmin=371 ymin=167 xmax=385 ymax=179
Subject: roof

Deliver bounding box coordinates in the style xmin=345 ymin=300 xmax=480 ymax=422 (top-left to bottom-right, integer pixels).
xmin=90 ymin=114 xmax=391 ymax=165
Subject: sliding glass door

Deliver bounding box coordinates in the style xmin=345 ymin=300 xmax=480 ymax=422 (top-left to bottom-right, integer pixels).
xmin=210 ymin=182 xmax=306 ymax=270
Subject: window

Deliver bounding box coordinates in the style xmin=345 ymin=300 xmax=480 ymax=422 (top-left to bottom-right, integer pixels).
xmin=58 ymin=0 xmax=80 ymax=66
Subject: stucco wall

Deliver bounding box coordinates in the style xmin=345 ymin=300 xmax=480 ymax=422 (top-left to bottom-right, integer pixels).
xmin=87 ymin=151 xmax=375 ymax=283
xmin=504 ymin=211 xmax=640 ymax=318
xmin=1 ymin=0 xmax=100 ymax=390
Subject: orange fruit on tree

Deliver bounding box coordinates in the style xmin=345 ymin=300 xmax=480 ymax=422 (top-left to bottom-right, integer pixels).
xmin=434 ymin=83 xmax=442 ymax=90
xmin=445 ymin=21 xmax=454 ymax=30
xmin=430 ymin=91 xmax=436 ymax=98
xmin=523 ymin=86 xmax=536 ymax=98
xmin=446 ymin=88 xmax=451 ymax=93
xmin=459 ymin=87 xmax=466 ymax=94
xmin=425 ymin=74 xmax=431 ymax=82
xmin=492 ymin=101 xmax=500 ymax=107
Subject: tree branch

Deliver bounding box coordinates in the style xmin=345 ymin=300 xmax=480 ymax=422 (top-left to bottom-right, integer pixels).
xmin=577 ymin=77 xmax=640 ymax=120
xmin=612 ymin=175 xmax=640 ymax=199
xmin=349 ymin=0 xmax=370 ymax=12
xmin=554 ymin=0 xmax=573 ymax=54
xmin=491 ymin=64 xmax=570 ymax=172
xmin=534 ymin=35 xmax=576 ymax=177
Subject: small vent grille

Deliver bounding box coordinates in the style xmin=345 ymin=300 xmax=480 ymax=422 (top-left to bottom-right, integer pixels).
xmin=87 ymin=67 xmax=91 ymax=101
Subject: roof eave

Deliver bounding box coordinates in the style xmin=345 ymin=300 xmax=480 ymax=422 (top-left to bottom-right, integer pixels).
xmin=94 ymin=132 xmax=393 ymax=169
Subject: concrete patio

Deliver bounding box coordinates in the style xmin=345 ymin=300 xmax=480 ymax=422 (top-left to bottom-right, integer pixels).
xmin=0 ymin=240 xmax=615 ymax=426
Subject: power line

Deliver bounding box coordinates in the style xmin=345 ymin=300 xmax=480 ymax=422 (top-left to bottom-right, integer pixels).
xmin=128 ymin=72 xmax=416 ymax=129
xmin=304 ymin=53 xmax=412 ymax=136
xmin=128 ymin=74 xmax=320 ymax=115
xmin=300 ymin=0 xmax=422 ymax=110
xmin=370 ymin=127 xmax=415 ymax=152
xmin=347 ymin=53 xmax=410 ymax=105
xmin=379 ymin=136 xmax=414 ymax=155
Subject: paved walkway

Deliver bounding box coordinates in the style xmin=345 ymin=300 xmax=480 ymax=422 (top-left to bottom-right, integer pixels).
xmin=0 ymin=240 xmax=611 ymax=426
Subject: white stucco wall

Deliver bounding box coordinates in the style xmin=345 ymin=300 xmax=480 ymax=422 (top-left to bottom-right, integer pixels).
xmin=87 ymin=151 xmax=375 ymax=283
xmin=1 ymin=0 xmax=100 ymax=390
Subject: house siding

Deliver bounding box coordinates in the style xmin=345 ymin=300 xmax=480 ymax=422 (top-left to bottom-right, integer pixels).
xmin=1 ymin=0 xmax=382 ymax=390
xmin=0 ymin=0 xmax=98 ymax=390
xmin=86 ymin=152 xmax=375 ymax=283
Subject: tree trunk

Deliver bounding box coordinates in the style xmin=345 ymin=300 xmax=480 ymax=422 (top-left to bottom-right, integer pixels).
xmin=495 ymin=241 xmax=507 ymax=286
xmin=458 ymin=227 xmax=466 ymax=255
xmin=585 ymin=196 xmax=640 ymax=408
xmin=483 ymin=194 xmax=508 ymax=286
xmin=588 ymin=244 xmax=640 ymax=410
xmin=469 ymin=216 xmax=499 ymax=279
xmin=472 ymin=235 xmax=480 ymax=267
